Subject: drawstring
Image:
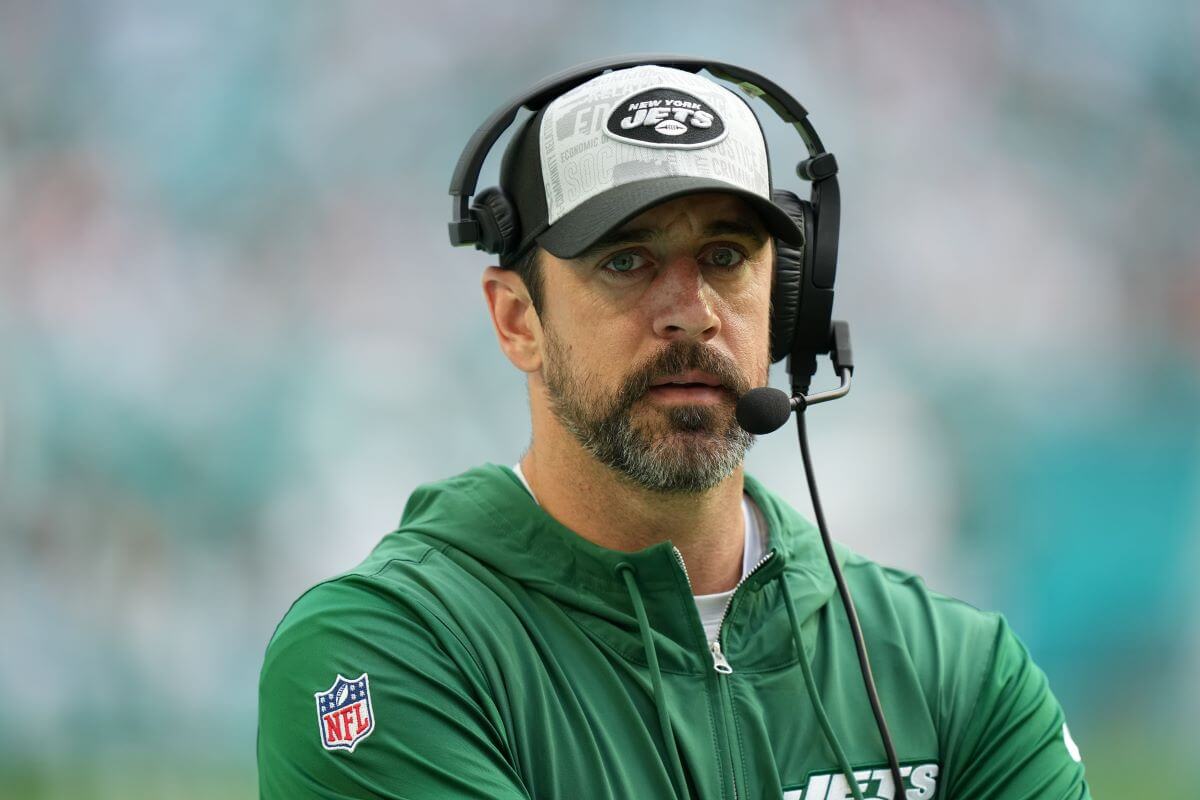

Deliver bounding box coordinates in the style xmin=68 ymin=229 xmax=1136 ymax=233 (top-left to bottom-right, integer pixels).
xmin=781 ymin=577 xmax=866 ymax=800
xmin=616 ymin=562 xmax=688 ymax=800
xmin=612 ymin=561 xmax=862 ymax=800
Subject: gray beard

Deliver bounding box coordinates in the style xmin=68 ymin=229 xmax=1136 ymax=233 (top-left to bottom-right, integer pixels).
xmin=542 ymin=331 xmax=756 ymax=494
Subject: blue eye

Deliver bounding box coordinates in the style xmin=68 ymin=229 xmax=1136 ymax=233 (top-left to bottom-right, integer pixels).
xmin=602 ymin=251 xmax=647 ymax=274
xmin=704 ymin=246 xmax=744 ymax=268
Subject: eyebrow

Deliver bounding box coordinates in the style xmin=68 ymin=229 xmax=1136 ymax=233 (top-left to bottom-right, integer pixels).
xmin=576 ymin=216 xmax=767 ymax=260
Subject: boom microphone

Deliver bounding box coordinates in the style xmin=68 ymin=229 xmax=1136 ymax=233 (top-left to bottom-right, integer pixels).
xmin=733 ymin=321 xmax=907 ymax=798
xmin=735 ymin=387 xmax=796 ymax=434
xmin=735 ymin=321 xmax=856 ymax=436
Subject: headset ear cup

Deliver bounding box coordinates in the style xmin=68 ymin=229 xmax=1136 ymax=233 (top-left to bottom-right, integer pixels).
xmin=470 ymin=187 xmax=520 ymax=256
xmin=769 ymin=189 xmax=810 ymax=363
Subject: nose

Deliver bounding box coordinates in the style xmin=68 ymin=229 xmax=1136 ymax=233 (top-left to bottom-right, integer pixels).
xmin=650 ymin=257 xmax=721 ymax=343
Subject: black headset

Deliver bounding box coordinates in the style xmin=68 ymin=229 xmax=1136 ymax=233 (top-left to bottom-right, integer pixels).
xmin=448 ymin=54 xmax=843 ymax=394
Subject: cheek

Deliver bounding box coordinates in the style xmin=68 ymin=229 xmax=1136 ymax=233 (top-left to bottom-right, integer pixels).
xmin=545 ymin=300 xmax=645 ymax=383
xmin=720 ymin=268 xmax=773 ymax=378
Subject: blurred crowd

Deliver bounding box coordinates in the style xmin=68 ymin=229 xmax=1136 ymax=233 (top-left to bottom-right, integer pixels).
xmin=1 ymin=1 xmax=1197 ymax=797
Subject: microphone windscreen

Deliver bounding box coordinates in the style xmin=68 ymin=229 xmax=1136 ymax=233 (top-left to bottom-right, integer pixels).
xmin=735 ymin=387 xmax=793 ymax=434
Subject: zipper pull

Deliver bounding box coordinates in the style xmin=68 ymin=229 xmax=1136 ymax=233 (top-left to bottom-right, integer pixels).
xmin=709 ymin=640 xmax=733 ymax=674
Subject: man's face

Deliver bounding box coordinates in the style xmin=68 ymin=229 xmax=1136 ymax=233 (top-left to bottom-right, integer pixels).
xmin=536 ymin=192 xmax=774 ymax=494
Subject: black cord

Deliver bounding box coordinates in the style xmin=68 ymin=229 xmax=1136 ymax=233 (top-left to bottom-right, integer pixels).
xmin=795 ymin=409 xmax=906 ymax=796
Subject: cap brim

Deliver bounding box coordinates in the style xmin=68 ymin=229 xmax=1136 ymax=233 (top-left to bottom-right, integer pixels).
xmin=535 ymin=176 xmax=804 ymax=261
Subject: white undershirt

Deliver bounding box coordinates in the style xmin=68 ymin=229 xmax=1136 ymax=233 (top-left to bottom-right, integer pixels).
xmin=511 ymin=463 xmax=766 ymax=644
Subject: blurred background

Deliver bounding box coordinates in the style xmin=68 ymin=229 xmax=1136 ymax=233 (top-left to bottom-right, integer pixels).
xmin=2 ymin=0 xmax=1197 ymax=797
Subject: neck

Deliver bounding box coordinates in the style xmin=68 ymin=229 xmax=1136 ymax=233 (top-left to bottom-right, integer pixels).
xmin=521 ymin=396 xmax=746 ymax=596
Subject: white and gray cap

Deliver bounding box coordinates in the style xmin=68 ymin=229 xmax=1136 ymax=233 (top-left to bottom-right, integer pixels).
xmin=498 ymin=64 xmax=804 ymax=266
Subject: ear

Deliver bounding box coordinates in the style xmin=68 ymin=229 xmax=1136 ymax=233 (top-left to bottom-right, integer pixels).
xmin=482 ymin=266 xmax=543 ymax=373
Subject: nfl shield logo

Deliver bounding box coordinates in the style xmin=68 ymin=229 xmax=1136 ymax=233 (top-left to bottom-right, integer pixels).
xmin=315 ymin=673 xmax=374 ymax=752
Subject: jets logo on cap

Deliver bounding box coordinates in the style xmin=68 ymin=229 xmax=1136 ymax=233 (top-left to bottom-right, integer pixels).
xmin=604 ymin=87 xmax=727 ymax=149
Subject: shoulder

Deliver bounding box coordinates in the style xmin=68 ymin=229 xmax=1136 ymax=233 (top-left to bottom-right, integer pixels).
xmin=257 ymin=544 xmax=531 ymax=799
xmin=747 ymin=471 xmax=1005 ymax=669
xmin=835 ymin=551 xmax=1089 ymax=796
xmin=746 ymin=473 xmax=1007 ymax=697
xmin=839 ymin=550 xmax=1003 ymax=660
xmin=261 ymin=462 xmax=533 ymax=692
xmin=256 ymin=533 xmax=517 ymax=795
xmin=261 ymin=531 xmax=486 ymax=690
xmin=836 ymin=549 xmax=1011 ymax=719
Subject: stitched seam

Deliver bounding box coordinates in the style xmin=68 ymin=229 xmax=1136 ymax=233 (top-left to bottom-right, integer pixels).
xmin=363 ymin=546 xmax=436 ymax=578
xmin=361 ymin=546 xmax=493 ymax=688
xmin=705 ymin=676 xmax=724 ymax=797
xmin=369 ymin=545 xmax=525 ymax=780
xmin=732 ymin=677 xmax=750 ymax=798
xmin=261 ymin=544 xmax=437 ymax=652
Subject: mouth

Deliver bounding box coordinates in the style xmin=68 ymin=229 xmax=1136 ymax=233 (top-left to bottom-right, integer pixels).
xmin=646 ymin=371 xmax=730 ymax=405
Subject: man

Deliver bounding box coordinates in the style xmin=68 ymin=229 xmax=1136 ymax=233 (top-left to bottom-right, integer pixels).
xmin=258 ymin=62 xmax=1091 ymax=799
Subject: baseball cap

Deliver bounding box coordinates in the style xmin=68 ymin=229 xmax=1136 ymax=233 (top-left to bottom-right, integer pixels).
xmin=497 ymin=64 xmax=804 ymax=267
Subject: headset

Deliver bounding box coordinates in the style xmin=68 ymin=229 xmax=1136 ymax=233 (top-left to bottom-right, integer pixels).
xmin=448 ymin=56 xmax=904 ymax=799
xmin=447 ymin=54 xmax=840 ymax=397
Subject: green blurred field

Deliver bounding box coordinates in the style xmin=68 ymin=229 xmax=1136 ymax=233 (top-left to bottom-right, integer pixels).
xmin=0 ymin=763 xmax=254 ymax=800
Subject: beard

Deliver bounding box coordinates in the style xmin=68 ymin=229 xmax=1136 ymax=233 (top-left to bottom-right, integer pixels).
xmin=541 ymin=329 xmax=759 ymax=494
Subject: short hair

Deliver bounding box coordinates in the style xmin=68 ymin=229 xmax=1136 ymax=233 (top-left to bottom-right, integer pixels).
xmin=511 ymin=246 xmax=545 ymax=315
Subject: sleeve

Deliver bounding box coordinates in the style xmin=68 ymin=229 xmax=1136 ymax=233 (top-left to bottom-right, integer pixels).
xmin=945 ymin=616 xmax=1091 ymax=800
xmin=257 ymin=577 xmax=531 ymax=800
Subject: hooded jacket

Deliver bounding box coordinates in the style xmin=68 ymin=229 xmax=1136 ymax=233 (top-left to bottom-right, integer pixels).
xmin=258 ymin=464 xmax=1090 ymax=799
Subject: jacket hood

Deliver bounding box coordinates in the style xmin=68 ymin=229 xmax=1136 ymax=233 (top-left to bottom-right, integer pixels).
xmin=383 ymin=464 xmax=841 ymax=661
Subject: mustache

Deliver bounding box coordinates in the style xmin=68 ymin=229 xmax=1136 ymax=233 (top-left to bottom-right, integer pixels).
xmin=615 ymin=342 xmax=751 ymax=407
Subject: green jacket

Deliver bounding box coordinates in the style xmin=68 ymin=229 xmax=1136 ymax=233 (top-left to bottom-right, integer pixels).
xmin=258 ymin=464 xmax=1090 ymax=799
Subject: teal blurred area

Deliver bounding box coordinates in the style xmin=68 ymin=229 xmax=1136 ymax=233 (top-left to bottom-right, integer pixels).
xmin=2 ymin=1 xmax=1197 ymax=797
